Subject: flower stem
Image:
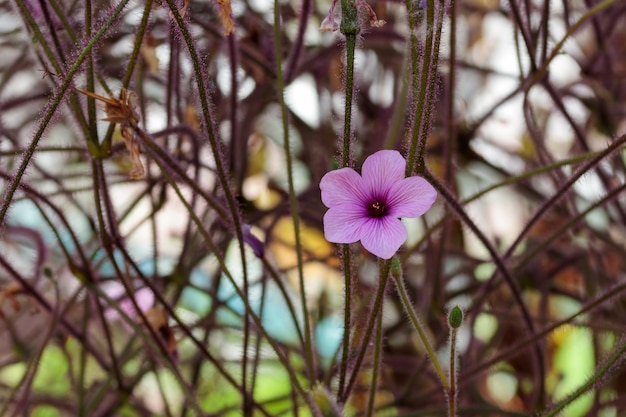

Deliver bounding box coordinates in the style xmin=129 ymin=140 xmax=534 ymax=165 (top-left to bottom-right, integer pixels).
xmin=366 ymin=272 xmax=385 ymax=417
xmin=448 ymin=328 xmax=457 ymax=417
xmin=337 ymin=244 xmax=352 ymax=399
xmin=341 ymin=261 xmax=391 ymax=404
xmin=391 ymin=260 xmax=449 ymax=391
xmin=273 ymin=0 xmax=316 ymax=385
xmin=447 ymin=306 xmax=462 ymax=417
xmin=337 ymin=0 xmax=359 ymax=401
xmin=339 ymin=0 xmax=359 ymax=168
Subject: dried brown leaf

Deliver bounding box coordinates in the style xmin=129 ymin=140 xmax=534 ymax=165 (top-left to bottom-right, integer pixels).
xmin=216 ymin=0 xmax=235 ymax=35
xmin=76 ymin=88 xmax=145 ymax=179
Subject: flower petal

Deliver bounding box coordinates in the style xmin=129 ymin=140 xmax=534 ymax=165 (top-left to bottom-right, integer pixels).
xmin=323 ymin=204 xmax=368 ymax=243
xmin=387 ymin=176 xmax=437 ymax=218
xmin=361 ymin=150 xmax=406 ymax=198
xmin=320 ymin=167 xmax=368 ymax=208
xmin=319 ymin=14 xmax=339 ymax=32
xmin=360 ymin=216 xmax=407 ymax=259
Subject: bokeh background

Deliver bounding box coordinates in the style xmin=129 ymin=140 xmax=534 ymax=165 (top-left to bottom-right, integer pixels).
xmin=1 ymin=0 xmax=626 ymax=416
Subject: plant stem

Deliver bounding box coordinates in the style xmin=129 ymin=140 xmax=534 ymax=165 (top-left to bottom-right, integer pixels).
xmin=406 ymin=0 xmax=444 ymax=175
xmin=366 ymin=269 xmax=385 ymax=417
xmin=338 ymin=244 xmax=352 ymax=399
xmin=337 ymin=0 xmax=359 ymax=401
xmin=447 ymin=307 xmax=462 ymax=417
xmin=542 ymin=336 xmax=626 ymax=417
xmin=273 ymin=0 xmax=316 ymax=385
xmin=341 ymin=260 xmax=391 ymax=404
xmin=392 ymin=268 xmax=449 ymax=391
xmin=0 ymin=0 xmax=133 ymax=225
xmin=448 ymin=337 xmax=457 ymax=417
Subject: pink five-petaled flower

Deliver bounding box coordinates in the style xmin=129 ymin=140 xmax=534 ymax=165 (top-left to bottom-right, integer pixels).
xmin=320 ymin=150 xmax=437 ymax=259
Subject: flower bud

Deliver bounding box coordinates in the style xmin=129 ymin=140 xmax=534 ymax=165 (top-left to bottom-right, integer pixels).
xmin=320 ymin=14 xmax=339 ymax=32
xmin=448 ymin=305 xmax=463 ymax=329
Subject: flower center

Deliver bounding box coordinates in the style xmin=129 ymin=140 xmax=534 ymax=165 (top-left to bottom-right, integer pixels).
xmin=367 ymin=200 xmax=388 ymax=218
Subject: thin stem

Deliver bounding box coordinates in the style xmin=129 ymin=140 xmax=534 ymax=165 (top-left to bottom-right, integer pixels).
xmin=0 ymin=254 xmax=111 ymax=372
xmin=0 ymin=0 xmax=133 ymax=225
xmin=406 ymin=0 xmax=444 ymax=175
xmin=515 ymin=181 xmax=626 ymax=275
xmin=341 ymin=260 xmax=391 ymax=404
xmin=340 ymin=0 xmax=358 ymax=168
xmin=146 ymin=137 xmax=318 ymax=413
xmin=392 ymin=269 xmax=449 ymax=391
xmin=414 ymin=0 xmax=445 ymax=174
xmin=541 ymin=336 xmax=626 ymax=417
xmin=383 ymin=57 xmax=411 ymax=150
xmin=501 ymin=131 xmax=626 ymax=268
xmin=365 ymin=274 xmax=385 ymax=417
xmin=404 ymin=0 xmax=428 ymax=175
xmin=445 ymin=0 xmax=457 ymax=184
xmin=121 ymin=0 xmax=153 ymax=90
xmin=337 ymin=0 xmax=359 ymax=400
xmin=273 ymin=0 xmax=315 ymax=385
xmin=0 ymin=284 xmax=61 ymax=417
xmin=462 ymin=277 xmax=626 ymax=387
xmin=260 ymin=257 xmax=306 ymax=347
xmin=84 ymin=0 xmax=98 ymax=146
xmin=140 ymin=132 xmax=229 ymax=219
xmin=163 ymin=0 xmax=241 ymax=222
xmin=77 ymin=294 xmax=89 ymax=415
xmin=84 ymin=278 xmax=207 ymax=416
xmin=285 ymin=0 xmax=312 ymax=81
xmin=227 ymin=34 xmax=243 ymax=193
xmin=424 ymin=169 xmax=544 ymax=395
xmin=526 ymin=0 xmax=617 ymax=90
xmin=13 ymin=0 xmax=63 ymax=75
xmin=337 ymin=244 xmax=352 ymax=399
xmin=46 ymin=0 xmax=78 ymax=43
xmin=163 ymin=3 xmax=250 ymax=349
xmin=448 ymin=329 xmax=458 ymax=417
xmin=506 ymin=0 xmax=537 ymax=73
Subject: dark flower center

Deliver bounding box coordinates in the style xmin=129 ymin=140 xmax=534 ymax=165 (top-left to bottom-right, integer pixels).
xmin=367 ymin=200 xmax=388 ymax=218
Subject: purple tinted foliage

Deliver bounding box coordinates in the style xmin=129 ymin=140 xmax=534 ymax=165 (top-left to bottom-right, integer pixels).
xmin=2 ymin=0 xmax=626 ymax=415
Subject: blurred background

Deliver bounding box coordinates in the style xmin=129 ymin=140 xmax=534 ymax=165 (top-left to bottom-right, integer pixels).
xmin=1 ymin=0 xmax=626 ymax=416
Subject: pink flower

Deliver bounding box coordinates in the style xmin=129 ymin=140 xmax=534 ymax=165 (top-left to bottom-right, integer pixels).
xmin=320 ymin=150 xmax=437 ymax=259
xmin=319 ymin=14 xmax=339 ymax=32
xmin=319 ymin=0 xmax=339 ymax=32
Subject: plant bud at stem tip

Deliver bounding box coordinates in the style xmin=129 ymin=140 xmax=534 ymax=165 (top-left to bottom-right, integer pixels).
xmin=448 ymin=305 xmax=463 ymax=329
